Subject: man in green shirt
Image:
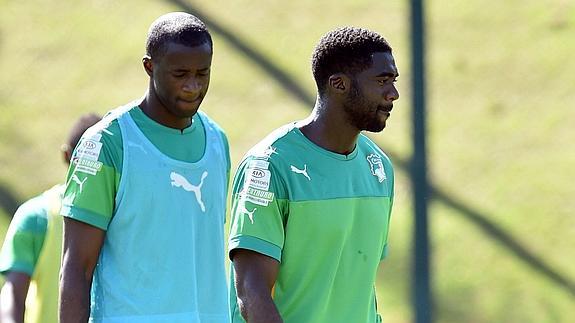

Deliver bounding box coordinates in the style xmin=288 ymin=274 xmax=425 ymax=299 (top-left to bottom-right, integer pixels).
xmin=0 ymin=113 xmax=101 ymax=323
xmin=229 ymin=27 xmax=399 ymax=322
xmin=59 ymin=12 xmax=230 ymax=323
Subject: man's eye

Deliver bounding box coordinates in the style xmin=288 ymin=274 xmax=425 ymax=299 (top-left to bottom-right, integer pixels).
xmin=378 ymin=78 xmax=397 ymax=85
xmin=173 ymin=73 xmax=186 ymax=78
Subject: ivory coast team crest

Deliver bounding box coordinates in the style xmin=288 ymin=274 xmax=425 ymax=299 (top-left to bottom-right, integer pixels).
xmin=367 ymin=154 xmax=386 ymax=183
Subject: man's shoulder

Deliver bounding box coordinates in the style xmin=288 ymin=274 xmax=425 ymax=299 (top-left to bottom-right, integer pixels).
xmin=74 ymin=105 xmax=130 ymax=155
xmin=9 ymin=191 xmax=50 ymax=233
xmin=85 ymin=101 xmax=140 ymax=140
xmin=80 ymin=114 xmax=121 ymax=144
xmin=196 ymin=110 xmax=226 ymax=136
xmin=70 ymin=104 xmax=135 ymax=173
xmin=242 ymin=123 xmax=298 ymax=163
xmin=18 ymin=191 xmax=51 ymax=216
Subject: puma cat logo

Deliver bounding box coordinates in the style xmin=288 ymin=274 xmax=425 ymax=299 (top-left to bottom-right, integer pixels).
xmin=170 ymin=171 xmax=208 ymax=212
xmin=290 ymin=164 xmax=311 ymax=181
xmin=242 ymin=206 xmax=257 ymax=224
xmin=71 ymin=174 xmax=87 ymax=193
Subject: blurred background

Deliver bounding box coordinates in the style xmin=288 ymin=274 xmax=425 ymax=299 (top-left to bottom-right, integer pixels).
xmin=0 ymin=0 xmax=574 ymax=322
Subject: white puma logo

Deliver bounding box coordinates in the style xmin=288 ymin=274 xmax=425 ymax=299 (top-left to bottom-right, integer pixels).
xmin=170 ymin=171 xmax=208 ymax=212
xmin=290 ymin=164 xmax=311 ymax=181
xmin=71 ymin=174 xmax=87 ymax=193
xmin=241 ymin=206 xmax=257 ymax=224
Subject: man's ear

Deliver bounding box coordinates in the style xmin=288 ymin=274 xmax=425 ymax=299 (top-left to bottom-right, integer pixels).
xmin=61 ymin=146 xmax=72 ymax=166
xmin=143 ymin=55 xmax=153 ymax=77
xmin=328 ymin=73 xmax=350 ymax=94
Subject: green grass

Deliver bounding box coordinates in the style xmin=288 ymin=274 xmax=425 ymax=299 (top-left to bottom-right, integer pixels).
xmin=1 ymin=0 xmax=574 ymax=322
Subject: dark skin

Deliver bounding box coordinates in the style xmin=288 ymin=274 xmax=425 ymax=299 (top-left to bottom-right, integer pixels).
xmin=0 ymin=272 xmax=30 ymax=323
xmin=59 ymin=219 xmax=105 ymax=323
xmin=300 ymin=52 xmax=399 ymax=154
xmin=0 ymin=149 xmax=75 ymax=323
xmin=58 ymin=143 xmax=106 ymax=323
xmin=232 ymin=51 xmax=399 ymax=322
xmin=140 ymin=41 xmax=212 ymax=129
xmin=59 ymin=41 xmax=213 ymax=323
xmin=232 ymin=251 xmax=282 ymax=323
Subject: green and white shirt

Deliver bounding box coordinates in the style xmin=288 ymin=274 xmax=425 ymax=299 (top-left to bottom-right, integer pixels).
xmin=228 ymin=123 xmax=394 ymax=323
xmin=61 ymin=104 xmax=230 ymax=229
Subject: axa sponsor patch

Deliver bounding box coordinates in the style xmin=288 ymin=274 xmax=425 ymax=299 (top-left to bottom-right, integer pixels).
xmin=247 ymin=159 xmax=270 ymax=170
xmin=75 ymin=139 xmax=102 ymax=161
xmin=84 ymin=133 xmax=102 ymax=142
xmin=244 ymin=167 xmax=271 ymax=190
xmin=74 ymin=158 xmax=103 ymax=175
xmin=244 ymin=187 xmax=275 ymax=206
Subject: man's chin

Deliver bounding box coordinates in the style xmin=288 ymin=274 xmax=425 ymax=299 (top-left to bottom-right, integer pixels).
xmin=175 ymin=101 xmax=202 ymax=117
xmin=364 ymin=122 xmax=386 ymax=133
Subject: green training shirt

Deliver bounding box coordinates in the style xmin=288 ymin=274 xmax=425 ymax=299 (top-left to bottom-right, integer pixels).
xmin=0 ymin=193 xmax=49 ymax=276
xmin=61 ymin=103 xmax=230 ymax=230
xmin=228 ymin=123 xmax=394 ymax=323
xmin=0 ymin=184 xmax=64 ymax=323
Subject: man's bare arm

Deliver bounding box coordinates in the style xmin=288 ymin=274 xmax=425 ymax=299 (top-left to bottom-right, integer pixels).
xmin=232 ymin=249 xmax=283 ymax=323
xmin=0 ymin=272 xmax=31 ymax=323
xmin=59 ymin=218 xmax=105 ymax=323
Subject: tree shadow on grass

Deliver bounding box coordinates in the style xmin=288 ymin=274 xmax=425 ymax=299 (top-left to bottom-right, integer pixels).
xmin=173 ymin=0 xmax=575 ymax=298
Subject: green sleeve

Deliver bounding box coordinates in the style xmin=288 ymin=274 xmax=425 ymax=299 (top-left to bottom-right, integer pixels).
xmin=381 ymin=157 xmax=394 ymax=260
xmin=222 ymin=132 xmax=231 ymax=196
xmin=228 ymin=157 xmax=288 ymax=262
xmin=60 ymin=120 xmax=122 ymax=230
xmin=0 ymin=195 xmax=48 ymax=276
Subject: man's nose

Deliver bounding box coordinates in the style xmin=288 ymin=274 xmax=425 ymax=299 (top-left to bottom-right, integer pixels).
xmin=386 ymin=85 xmax=399 ymax=101
xmin=183 ymin=77 xmax=201 ymax=92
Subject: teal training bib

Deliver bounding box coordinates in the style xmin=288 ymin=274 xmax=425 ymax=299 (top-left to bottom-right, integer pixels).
xmin=90 ymin=108 xmax=229 ymax=323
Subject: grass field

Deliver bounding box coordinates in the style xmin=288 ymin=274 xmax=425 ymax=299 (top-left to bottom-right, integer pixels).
xmin=1 ymin=0 xmax=574 ymax=322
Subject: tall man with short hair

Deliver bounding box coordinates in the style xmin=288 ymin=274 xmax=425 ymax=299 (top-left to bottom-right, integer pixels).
xmin=229 ymin=27 xmax=399 ymax=322
xmin=59 ymin=12 xmax=230 ymax=322
xmin=0 ymin=113 xmax=101 ymax=323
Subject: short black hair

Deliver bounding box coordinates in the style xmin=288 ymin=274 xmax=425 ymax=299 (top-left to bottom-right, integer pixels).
xmin=146 ymin=12 xmax=213 ymax=60
xmin=311 ymin=27 xmax=392 ymax=94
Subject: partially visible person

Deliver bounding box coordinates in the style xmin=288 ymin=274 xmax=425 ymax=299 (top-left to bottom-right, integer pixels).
xmin=0 ymin=113 xmax=101 ymax=323
xmin=228 ymin=27 xmax=399 ymax=322
xmin=59 ymin=12 xmax=230 ymax=322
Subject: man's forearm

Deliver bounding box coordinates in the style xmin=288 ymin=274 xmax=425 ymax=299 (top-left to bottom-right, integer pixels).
xmin=0 ymin=272 xmax=31 ymax=323
xmin=0 ymin=283 xmax=26 ymax=323
xmin=237 ymin=289 xmax=283 ymax=323
xmin=59 ymin=264 xmax=92 ymax=323
xmin=232 ymin=250 xmax=282 ymax=323
xmin=60 ymin=218 xmax=105 ymax=322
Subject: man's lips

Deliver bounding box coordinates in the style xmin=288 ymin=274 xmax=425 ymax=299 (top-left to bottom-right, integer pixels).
xmin=179 ymin=96 xmax=201 ymax=104
xmin=378 ymin=106 xmax=393 ymax=113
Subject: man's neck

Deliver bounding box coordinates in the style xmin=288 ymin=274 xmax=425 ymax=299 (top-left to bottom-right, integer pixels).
xmin=138 ymin=89 xmax=192 ymax=130
xmin=298 ymin=101 xmax=360 ymax=155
